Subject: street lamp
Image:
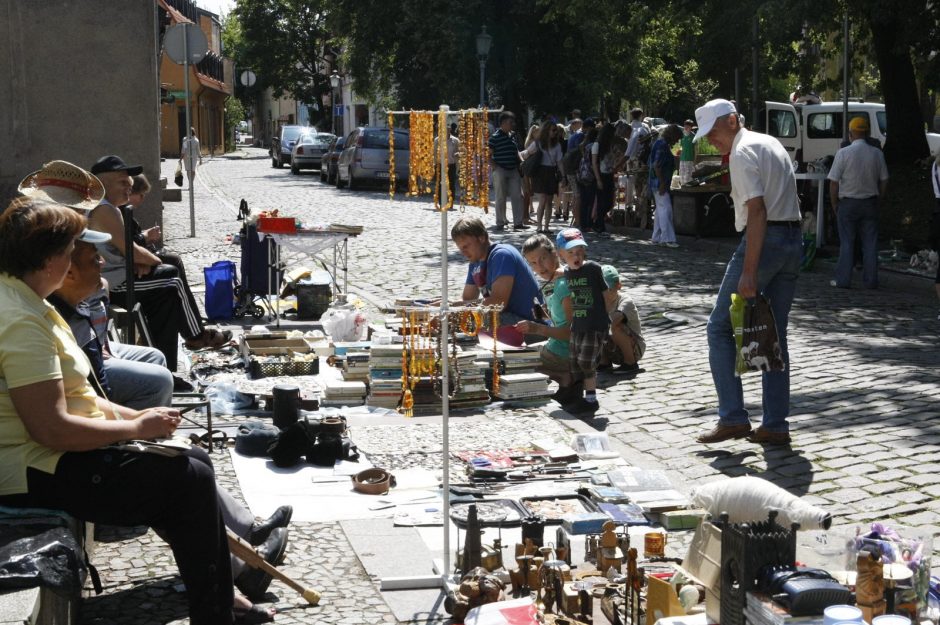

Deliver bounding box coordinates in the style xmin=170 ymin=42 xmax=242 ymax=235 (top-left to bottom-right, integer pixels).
xmin=475 ymin=25 xmax=492 ymax=107
xmin=330 ymin=71 xmax=341 ymax=135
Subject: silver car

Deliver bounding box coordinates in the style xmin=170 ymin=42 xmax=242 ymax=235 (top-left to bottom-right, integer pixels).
xmin=336 ymin=127 xmax=409 ymax=190
xmin=290 ymin=132 xmax=335 ymax=174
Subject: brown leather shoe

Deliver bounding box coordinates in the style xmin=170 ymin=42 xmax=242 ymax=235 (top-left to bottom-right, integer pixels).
xmin=695 ymin=423 xmax=751 ymax=444
xmin=746 ymin=427 xmax=791 ymax=445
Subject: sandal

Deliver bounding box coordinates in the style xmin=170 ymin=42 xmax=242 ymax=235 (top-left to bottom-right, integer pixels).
xmin=234 ymin=604 xmax=276 ymax=624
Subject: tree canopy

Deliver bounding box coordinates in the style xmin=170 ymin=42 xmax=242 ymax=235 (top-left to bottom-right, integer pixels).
xmin=231 ymin=0 xmax=938 ymax=160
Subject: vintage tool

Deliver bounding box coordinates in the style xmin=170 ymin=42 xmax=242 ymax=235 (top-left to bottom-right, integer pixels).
xmin=227 ymin=529 xmax=320 ymax=605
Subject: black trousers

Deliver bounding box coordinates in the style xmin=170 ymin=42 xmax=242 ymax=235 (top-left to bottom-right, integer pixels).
xmin=110 ymin=263 xmax=204 ymax=371
xmin=0 ymin=447 xmax=233 ymax=624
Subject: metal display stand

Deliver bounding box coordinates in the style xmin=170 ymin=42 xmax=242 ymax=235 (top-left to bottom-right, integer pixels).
xmin=378 ymin=104 xmax=495 ymax=594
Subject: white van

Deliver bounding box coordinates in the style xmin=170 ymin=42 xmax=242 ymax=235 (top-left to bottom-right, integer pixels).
xmin=759 ymin=100 xmax=940 ymax=166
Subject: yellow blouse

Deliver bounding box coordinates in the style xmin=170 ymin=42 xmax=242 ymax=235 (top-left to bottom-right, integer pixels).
xmin=0 ymin=274 xmax=105 ymax=495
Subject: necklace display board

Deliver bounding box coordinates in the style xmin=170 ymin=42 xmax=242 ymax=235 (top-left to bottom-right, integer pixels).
xmin=383 ymin=104 xmax=502 ymax=590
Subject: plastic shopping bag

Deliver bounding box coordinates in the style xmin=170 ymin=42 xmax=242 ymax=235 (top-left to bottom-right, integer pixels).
xmin=731 ymin=293 xmax=786 ymax=376
xmin=203 ymin=260 xmax=236 ymax=320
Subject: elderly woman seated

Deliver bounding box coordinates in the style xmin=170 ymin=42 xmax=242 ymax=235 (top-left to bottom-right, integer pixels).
xmin=0 ymin=197 xmax=234 ymax=624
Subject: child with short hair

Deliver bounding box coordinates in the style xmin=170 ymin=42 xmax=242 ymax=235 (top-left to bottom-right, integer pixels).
xmin=599 ymin=264 xmax=646 ymax=374
xmin=556 ymin=228 xmax=609 ymax=413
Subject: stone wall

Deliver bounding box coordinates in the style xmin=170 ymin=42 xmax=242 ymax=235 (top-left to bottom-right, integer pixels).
xmin=0 ymin=0 xmax=163 ymax=226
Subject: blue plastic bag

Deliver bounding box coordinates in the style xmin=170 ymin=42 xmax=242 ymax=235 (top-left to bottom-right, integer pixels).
xmin=203 ymin=260 xmax=236 ymax=320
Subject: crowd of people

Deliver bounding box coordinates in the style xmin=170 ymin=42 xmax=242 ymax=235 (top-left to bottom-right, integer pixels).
xmin=481 ymin=107 xmax=698 ymax=246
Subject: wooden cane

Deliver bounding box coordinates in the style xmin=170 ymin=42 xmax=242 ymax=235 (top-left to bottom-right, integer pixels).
xmin=226 ymin=529 xmax=321 ymax=605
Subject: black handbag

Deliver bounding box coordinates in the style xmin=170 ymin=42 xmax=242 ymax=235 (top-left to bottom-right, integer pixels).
xmin=520 ymin=144 xmax=541 ymax=177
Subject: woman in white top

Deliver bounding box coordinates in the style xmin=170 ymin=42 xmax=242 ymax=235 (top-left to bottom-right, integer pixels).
xmin=521 ymin=121 xmax=566 ymax=233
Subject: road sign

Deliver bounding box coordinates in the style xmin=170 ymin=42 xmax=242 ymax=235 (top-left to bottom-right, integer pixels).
xmin=164 ymin=23 xmax=208 ymax=65
xmin=240 ymin=70 xmax=257 ymax=87
xmin=334 ymin=105 xmax=344 ymax=116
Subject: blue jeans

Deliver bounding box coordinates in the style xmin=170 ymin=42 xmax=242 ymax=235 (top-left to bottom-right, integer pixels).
xmin=106 ymin=342 xmax=174 ymax=409
xmin=835 ymin=197 xmax=879 ymax=288
xmin=706 ymin=225 xmax=802 ymax=432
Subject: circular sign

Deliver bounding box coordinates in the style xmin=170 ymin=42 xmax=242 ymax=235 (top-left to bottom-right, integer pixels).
xmin=240 ymin=70 xmax=257 ymax=87
xmin=164 ymin=23 xmax=209 ymax=65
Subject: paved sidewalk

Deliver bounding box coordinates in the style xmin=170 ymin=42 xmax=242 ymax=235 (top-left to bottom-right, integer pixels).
xmin=76 ymin=150 xmax=940 ymax=624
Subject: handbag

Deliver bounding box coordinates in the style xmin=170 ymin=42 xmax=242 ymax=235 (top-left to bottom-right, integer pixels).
xmin=109 ymin=437 xmax=191 ymax=457
xmin=174 ymin=160 xmax=183 ymax=187
xmin=731 ymin=293 xmax=786 ymax=375
xmin=520 ymin=144 xmax=541 ymax=178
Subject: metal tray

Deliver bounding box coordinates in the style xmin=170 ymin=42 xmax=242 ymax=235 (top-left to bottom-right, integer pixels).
xmin=519 ymin=494 xmax=600 ymax=525
xmin=449 ymin=499 xmax=529 ymax=529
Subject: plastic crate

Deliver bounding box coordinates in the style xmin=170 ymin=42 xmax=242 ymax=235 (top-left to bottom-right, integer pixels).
xmin=256 ymin=216 xmax=297 ymax=234
xmin=248 ymin=357 xmax=319 ymax=379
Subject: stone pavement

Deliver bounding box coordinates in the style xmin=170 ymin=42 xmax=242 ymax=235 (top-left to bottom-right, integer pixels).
xmin=78 ymin=149 xmax=940 ymax=624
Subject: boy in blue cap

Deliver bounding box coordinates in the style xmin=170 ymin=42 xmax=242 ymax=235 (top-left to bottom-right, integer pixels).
xmin=556 ymin=228 xmax=609 ymax=412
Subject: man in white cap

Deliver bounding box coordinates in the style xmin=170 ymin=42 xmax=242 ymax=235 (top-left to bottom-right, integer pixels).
xmin=692 ymin=99 xmax=802 ymax=446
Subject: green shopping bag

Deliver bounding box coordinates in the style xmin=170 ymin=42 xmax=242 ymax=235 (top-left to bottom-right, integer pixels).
xmin=730 ymin=293 xmax=749 ymax=375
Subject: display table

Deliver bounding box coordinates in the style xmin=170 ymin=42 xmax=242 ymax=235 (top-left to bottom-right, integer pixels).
xmin=255 ymin=225 xmax=362 ymax=327
xmin=671 ymin=186 xmax=735 ymax=238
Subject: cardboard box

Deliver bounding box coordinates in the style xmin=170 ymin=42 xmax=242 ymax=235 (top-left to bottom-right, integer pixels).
xmin=676 ymin=521 xmax=722 ymax=624
xmin=240 ymin=336 xmax=311 ymax=359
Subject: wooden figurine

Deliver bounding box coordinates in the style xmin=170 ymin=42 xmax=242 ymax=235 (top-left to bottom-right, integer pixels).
xmin=856 ymin=549 xmax=886 ymax=623
xmin=597 ymin=521 xmax=627 ymax=573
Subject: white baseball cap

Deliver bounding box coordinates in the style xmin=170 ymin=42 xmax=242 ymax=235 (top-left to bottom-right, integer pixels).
xmin=693 ymin=99 xmax=737 ymax=142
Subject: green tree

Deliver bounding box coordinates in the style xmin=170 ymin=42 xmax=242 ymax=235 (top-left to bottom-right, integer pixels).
xmin=233 ymin=0 xmax=333 ymax=127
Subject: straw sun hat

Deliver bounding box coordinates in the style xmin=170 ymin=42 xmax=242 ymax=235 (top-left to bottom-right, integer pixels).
xmin=17 ymin=160 xmax=105 ymax=211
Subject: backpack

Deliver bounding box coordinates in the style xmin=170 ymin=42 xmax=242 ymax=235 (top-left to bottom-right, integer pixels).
xmin=577 ymin=142 xmax=596 ymax=185
xmin=562 ymin=144 xmax=582 ymax=175
xmin=636 ymin=128 xmax=657 ymax=169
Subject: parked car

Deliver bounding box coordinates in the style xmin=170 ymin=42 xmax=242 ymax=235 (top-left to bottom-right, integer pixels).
xmin=321 ymin=135 xmax=345 ymax=184
xmin=291 ymin=132 xmax=335 ymax=174
xmin=271 ymin=125 xmax=310 ymax=168
xmin=336 ymin=127 xmax=410 ymax=190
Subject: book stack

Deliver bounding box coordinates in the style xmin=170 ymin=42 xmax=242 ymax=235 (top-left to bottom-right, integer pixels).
xmin=500 ymin=348 xmax=543 ymax=374
xmin=368 ymin=344 xmax=404 ymax=409
xmin=744 ymin=591 xmax=825 ymax=625
xmin=320 ymin=380 xmax=367 ymax=408
xmin=447 ymin=351 xmax=490 ymax=411
xmin=492 ymin=372 xmax=552 ymax=403
xmin=343 ymin=349 xmax=371 ymax=382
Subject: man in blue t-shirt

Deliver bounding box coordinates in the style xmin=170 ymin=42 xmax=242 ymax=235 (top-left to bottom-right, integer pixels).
xmin=451 ymin=216 xmax=542 ymax=328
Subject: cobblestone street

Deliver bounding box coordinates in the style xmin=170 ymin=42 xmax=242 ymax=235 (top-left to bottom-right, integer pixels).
xmin=80 ymin=148 xmax=940 ymax=624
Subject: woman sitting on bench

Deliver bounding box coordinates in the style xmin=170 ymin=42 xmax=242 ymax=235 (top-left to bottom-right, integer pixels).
xmin=0 ymin=198 xmax=234 ymax=625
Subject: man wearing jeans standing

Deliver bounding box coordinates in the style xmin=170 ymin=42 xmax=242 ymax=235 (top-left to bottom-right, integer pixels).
xmin=827 ymin=116 xmax=888 ymax=289
xmin=488 ymin=111 xmax=526 ymax=231
xmin=693 ymin=99 xmax=802 ymax=446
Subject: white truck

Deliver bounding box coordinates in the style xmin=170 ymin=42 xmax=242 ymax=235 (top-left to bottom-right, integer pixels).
xmin=759 ymin=100 xmax=940 ymax=167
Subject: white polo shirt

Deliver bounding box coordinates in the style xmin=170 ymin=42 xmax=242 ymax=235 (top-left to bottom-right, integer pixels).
xmin=729 ymin=129 xmax=801 ymax=232
xmin=827 ymin=139 xmax=888 ymax=199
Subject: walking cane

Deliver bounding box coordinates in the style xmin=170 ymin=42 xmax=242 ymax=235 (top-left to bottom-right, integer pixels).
xmin=226 ymin=529 xmax=321 ymax=605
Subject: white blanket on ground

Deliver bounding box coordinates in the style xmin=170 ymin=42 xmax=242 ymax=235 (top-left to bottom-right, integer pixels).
xmin=229 ymin=449 xmax=440 ymax=522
